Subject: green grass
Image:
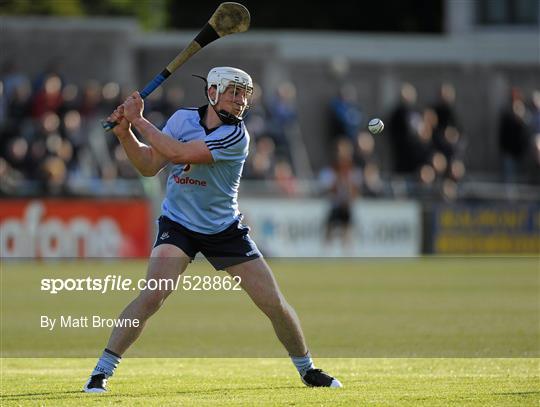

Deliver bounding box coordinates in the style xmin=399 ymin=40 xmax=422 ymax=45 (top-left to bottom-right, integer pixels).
xmin=1 ymin=358 xmax=539 ymax=406
xmin=1 ymin=258 xmax=539 ymax=405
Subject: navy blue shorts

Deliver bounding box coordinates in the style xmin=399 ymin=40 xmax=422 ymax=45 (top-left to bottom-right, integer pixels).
xmin=154 ymin=216 xmax=261 ymax=270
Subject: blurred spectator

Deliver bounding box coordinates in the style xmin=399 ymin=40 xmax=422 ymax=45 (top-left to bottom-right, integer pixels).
xmin=531 ymin=90 xmax=540 ymax=175
xmin=0 ymin=156 xmax=24 ymax=194
xmin=144 ymin=86 xmax=164 ymax=115
xmin=532 ymin=90 xmax=540 ymax=135
xmin=1 ymin=76 xmax=32 ymax=147
xmin=1 ymin=62 xmax=28 ymax=105
xmin=432 ymin=84 xmax=457 ymax=157
xmin=41 ymin=155 xmax=68 ymax=195
xmin=4 ymin=137 xmax=31 ymax=176
xmin=31 ymin=73 xmax=63 ymax=118
xmin=243 ymin=82 xmax=275 ymax=181
xmin=244 ymin=136 xmax=276 ymax=180
xmin=355 ymin=130 xmax=384 ymax=196
xmin=0 ymin=81 xmax=3 ymax=124
xmin=32 ymin=61 xmax=65 ymax=94
xmin=60 ymin=83 xmax=81 ymax=113
xmin=8 ymin=78 xmax=32 ymax=124
xmin=101 ymin=81 xmax=121 ymax=113
xmin=329 ymin=83 xmax=362 ymax=144
xmin=419 ymin=108 xmax=441 ymax=180
xmin=79 ymin=80 xmax=103 ymax=119
xmin=267 ymin=81 xmax=314 ymax=178
xmin=388 ymin=82 xmax=426 ymax=174
xmin=244 ymin=82 xmax=269 ymax=141
xmin=431 ymin=83 xmax=465 ymax=180
xmin=362 ymin=161 xmax=384 ymax=197
xmin=61 ymin=109 xmax=85 ymax=174
xmin=329 ymin=56 xmax=351 ymax=81
xmin=267 ymin=81 xmax=296 ymax=161
xmin=144 ymin=85 xmax=186 ymax=130
xmin=319 ymin=139 xmax=361 ymax=248
xmin=163 ymin=86 xmax=185 ymax=118
xmin=433 ymin=83 xmax=458 ymax=131
xmin=274 ymin=160 xmax=297 ymax=196
xmin=498 ymin=87 xmax=532 ymax=184
xmin=355 ymin=130 xmax=375 ymax=167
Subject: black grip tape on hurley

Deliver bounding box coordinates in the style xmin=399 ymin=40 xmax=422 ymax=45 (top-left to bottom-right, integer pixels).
xmin=194 ymin=23 xmax=220 ymax=47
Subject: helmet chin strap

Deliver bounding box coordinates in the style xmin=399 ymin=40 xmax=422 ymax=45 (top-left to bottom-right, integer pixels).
xmin=211 ymin=104 xmax=241 ymax=125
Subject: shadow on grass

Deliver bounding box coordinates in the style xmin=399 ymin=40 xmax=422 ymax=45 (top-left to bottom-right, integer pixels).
xmin=1 ymin=391 xmax=82 ymax=401
xmin=493 ymin=391 xmax=540 ymax=396
xmin=1 ymin=385 xmax=302 ymax=402
xmin=173 ymin=385 xmax=301 ymax=395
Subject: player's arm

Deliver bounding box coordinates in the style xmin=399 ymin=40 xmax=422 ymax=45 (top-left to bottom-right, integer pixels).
xmin=109 ymin=106 xmax=169 ymax=177
xmin=131 ymin=117 xmax=213 ymax=165
xmin=124 ymin=92 xmax=213 ymax=165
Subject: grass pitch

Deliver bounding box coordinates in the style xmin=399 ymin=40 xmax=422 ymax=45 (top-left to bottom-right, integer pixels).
xmin=1 ymin=258 xmax=539 ymax=405
xmin=1 ymin=358 xmax=539 ymax=406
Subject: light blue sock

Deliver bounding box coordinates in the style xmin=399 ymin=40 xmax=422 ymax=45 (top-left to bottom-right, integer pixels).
xmin=92 ymin=348 xmax=121 ymax=378
xmin=290 ymin=351 xmax=314 ymax=376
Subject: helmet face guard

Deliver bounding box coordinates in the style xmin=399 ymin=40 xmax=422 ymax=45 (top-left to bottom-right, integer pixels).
xmin=204 ymin=67 xmax=253 ymax=124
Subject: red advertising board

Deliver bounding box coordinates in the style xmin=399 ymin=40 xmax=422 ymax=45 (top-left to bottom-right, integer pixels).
xmin=0 ymin=199 xmax=152 ymax=258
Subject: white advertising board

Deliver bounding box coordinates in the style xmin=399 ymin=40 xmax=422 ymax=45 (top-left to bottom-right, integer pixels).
xmin=238 ymin=198 xmax=421 ymax=257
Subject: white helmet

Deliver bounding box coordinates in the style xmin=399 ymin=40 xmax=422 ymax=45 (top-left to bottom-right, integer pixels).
xmin=205 ymin=66 xmax=253 ymax=123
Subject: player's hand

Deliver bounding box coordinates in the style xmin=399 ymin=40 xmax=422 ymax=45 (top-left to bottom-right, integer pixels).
xmin=107 ymin=105 xmax=130 ymax=136
xmin=122 ymin=91 xmax=144 ymax=123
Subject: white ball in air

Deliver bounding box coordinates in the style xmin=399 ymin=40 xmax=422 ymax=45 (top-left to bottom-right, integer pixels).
xmin=368 ymin=118 xmax=384 ymax=134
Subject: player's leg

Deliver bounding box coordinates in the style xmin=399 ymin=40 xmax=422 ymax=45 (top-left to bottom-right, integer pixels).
xmin=225 ymin=258 xmax=342 ymax=388
xmin=84 ymin=243 xmax=191 ymax=393
xmin=106 ymin=244 xmax=191 ymax=355
xmin=226 ymin=257 xmax=307 ymax=355
xmin=339 ymin=205 xmax=353 ymax=250
xmin=325 ymin=207 xmax=334 ymax=242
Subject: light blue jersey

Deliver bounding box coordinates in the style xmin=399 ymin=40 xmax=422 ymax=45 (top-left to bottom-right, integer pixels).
xmin=160 ymin=106 xmax=249 ymax=234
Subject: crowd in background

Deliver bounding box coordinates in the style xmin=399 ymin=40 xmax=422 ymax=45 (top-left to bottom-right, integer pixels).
xmin=386 ymin=82 xmax=467 ymax=200
xmin=0 ymin=64 xmax=201 ymax=196
xmin=1 ymin=63 xmax=141 ymax=196
xmin=499 ymin=87 xmax=540 ymax=185
xmin=1 ymin=64 xmax=539 ymax=201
